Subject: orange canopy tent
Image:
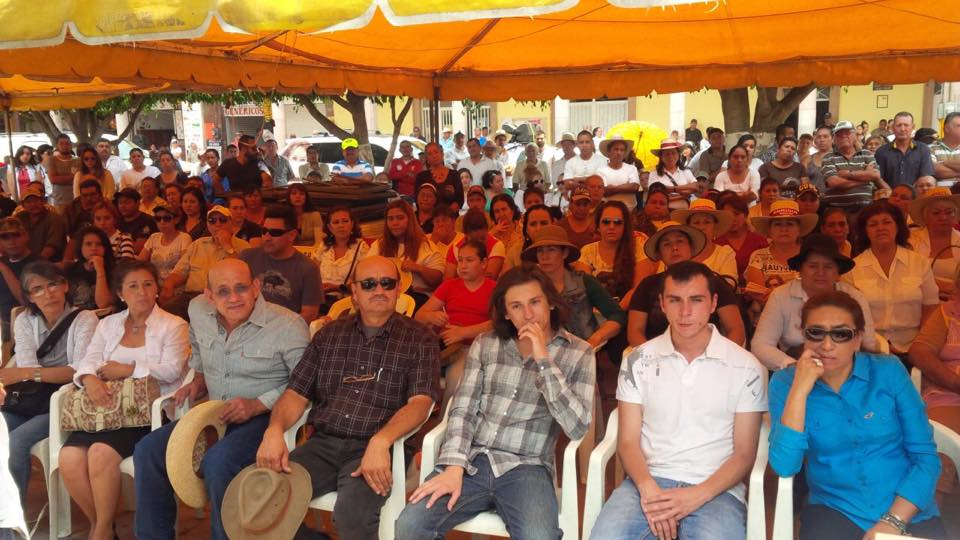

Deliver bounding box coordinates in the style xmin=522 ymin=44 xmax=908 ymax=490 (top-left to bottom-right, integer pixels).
xmin=0 ymin=0 xmax=957 ymax=105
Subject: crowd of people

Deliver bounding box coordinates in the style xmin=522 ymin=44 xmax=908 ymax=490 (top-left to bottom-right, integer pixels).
xmin=0 ymin=109 xmax=957 ymax=540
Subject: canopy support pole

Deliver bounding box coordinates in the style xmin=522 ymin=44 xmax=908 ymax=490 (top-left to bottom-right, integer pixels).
xmin=429 ymin=86 xmax=440 ymax=142
xmin=4 ymin=108 xmax=12 ymax=193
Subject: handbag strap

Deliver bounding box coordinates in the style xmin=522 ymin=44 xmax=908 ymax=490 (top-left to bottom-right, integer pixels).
xmin=341 ymin=243 xmax=362 ymax=286
xmin=36 ymin=308 xmax=82 ymax=359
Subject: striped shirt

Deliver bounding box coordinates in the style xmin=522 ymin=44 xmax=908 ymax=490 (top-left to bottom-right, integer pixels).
xmin=437 ymin=328 xmax=595 ymax=477
xmin=821 ymin=149 xmax=877 ymax=208
xmin=931 ymin=140 xmax=960 ymax=182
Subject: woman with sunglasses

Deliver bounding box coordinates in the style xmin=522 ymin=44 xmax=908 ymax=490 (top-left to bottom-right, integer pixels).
xmin=285 ymin=183 xmax=323 ymax=246
xmin=74 ymin=147 xmax=115 ymax=200
xmin=753 ymin=234 xmax=877 ymax=371
xmin=92 ymin=201 xmax=135 ymax=260
xmin=64 ymin=226 xmax=116 ymax=310
xmin=501 ymin=203 xmax=555 ymax=275
xmin=573 ymin=201 xmax=645 ymax=301
xmin=177 ymin=186 xmax=208 ymax=241
xmin=367 ymin=200 xmax=444 ymax=305
xmin=769 ymin=290 xmax=945 ymax=540
xmin=137 ymin=204 xmax=192 ymax=284
xmin=6 ymin=145 xmax=46 ymax=202
xmin=314 ymin=206 xmax=369 ymax=305
xmin=843 ymin=201 xmax=939 ymax=356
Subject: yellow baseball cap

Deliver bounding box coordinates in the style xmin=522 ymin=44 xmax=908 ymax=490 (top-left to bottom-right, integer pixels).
xmin=341 ymin=138 xmax=359 ymax=150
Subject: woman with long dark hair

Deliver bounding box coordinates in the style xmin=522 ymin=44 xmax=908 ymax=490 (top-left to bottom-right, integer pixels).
xmin=177 ymin=186 xmax=208 ymax=240
xmin=74 ymin=147 xmax=115 ymax=199
xmin=367 ymin=200 xmax=444 ymax=304
xmin=313 ymin=206 xmax=368 ymax=303
xmin=573 ymin=200 xmax=643 ymax=299
xmin=64 ymin=226 xmax=116 ymax=310
xmin=500 ymin=203 xmax=555 ymax=275
xmin=285 ymin=183 xmax=323 ymax=245
xmin=6 ymin=145 xmax=46 ymax=201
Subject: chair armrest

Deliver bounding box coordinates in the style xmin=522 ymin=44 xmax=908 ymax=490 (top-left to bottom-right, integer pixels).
xmin=47 ymin=383 xmax=75 ymax=462
xmin=583 ymin=408 xmax=619 ymax=540
xmin=392 ymin=401 xmax=434 ymax=495
xmin=285 ymin=406 xmax=311 ymax=450
xmin=151 ymin=368 xmax=197 ymax=429
xmin=772 ymin=476 xmax=795 ymax=540
xmin=747 ymin=419 xmax=770 ymax=540
xmin=419 ymin=416 xmax=448 ymax=484
xmin=931 ymin=420 xmax=960 ymax=484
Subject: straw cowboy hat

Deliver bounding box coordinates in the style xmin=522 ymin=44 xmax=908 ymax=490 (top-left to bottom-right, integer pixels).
xmin=521 ymin=225 xmax=581 ymax=264
xmin=650 ymin=138 xmax=684 ymax=157
xmin=643 ymin=220 xmax=707 ymax=262
xmin=749 ymin=199 xmax=819 ymax=237
xmin=222 ymin=463 xmax=312 ymax=540
xmin=599 ymin=135 xmax=635 ymax=157
xmin=670 ymin=198 xmax=734 ymax=237
xmin=555 ymin=131 xmax=576 ymax=146
xmin=166 ymin=400 xmax=229 ymax=509
xmin=908 ymin=187 xmax=960 ymax=225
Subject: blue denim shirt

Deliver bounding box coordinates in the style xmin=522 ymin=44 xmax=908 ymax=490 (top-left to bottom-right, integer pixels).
xmin=769 ymin=353 xmax=940 ymax=530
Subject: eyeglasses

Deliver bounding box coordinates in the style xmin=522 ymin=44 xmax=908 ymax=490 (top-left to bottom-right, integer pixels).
xmin=156 ymin=214 xmax=176 ymax=222
xmin=212 ymin=284 xmax=252 ymax=298
xmin=601 ymin=219 xmax=624 ymax=226
xmin=802 ymin=327 xmax=858 ymax=343
xmin=207 ymin=216 xmax=230 ymax=225
xmin=354 ymin=277 xmax=398 ymax=291
xmin=27 ymin=281 xmax=63 ymax=297
xmin=263 ymin=227 xmax=291 ymax=237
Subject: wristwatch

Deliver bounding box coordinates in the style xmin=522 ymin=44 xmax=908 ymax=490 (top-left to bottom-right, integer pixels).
xmin=33 ymin=369 xmax=42 ymax=383
xmin=879 ymin=512 xmax=909 ymax=535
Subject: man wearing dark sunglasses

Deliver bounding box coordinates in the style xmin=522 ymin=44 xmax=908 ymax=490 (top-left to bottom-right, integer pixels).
xmin=240 ymin=206 xmax=320 ymax=323
xmin=255 ymin=255 xmax=439 ymax=540
xmin=159 ymin=205 xmax=251 ymax=319
xmin=594 ymin=261 xmax=766 ymax=539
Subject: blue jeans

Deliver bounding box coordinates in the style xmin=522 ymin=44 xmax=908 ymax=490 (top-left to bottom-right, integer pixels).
xmin=590 ymin=476 xmax=746 ymax=540
xmin=2 ymin=411 xmax=50 ymax=506
xmin=132 ymin=414 xmax=270 ymax=540
xmin=395 ymin=454 xmax=560 ymax=540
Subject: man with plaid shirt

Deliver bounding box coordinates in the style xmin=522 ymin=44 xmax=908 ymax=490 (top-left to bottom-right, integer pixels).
xmin=396 ymin=266 xmax=595 ymax=540
xmin=255 ymin=255 xmax=441 ymax=540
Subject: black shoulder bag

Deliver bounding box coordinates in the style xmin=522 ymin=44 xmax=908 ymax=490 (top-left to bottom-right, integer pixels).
xmin=1 ymin=309 xmax=83 ymax=416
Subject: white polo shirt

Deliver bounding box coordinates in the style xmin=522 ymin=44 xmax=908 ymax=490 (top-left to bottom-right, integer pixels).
xmin=617 ymin=325 xmax=768 ymax=502
xmin=598 ymin=162 xmax=640 ymax=210
xmin=562 ymin=152 xmax=607 ymax=181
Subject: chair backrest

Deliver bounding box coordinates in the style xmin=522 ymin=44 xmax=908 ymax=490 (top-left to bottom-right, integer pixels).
xmin=931 ymin=420 xmax=960 ymax=483
xmin=326 ymin=293 xmax=416 ymax=322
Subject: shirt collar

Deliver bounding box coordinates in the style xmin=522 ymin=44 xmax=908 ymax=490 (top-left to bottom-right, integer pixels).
xmin=350 ymin=311 xmax=399 ymax=338
xmin=648 ymin=324 xmax=724 ymax=361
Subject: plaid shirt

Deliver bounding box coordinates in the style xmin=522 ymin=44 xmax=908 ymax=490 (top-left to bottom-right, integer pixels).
xmin=288 ymin=312 xmax=440 ymax=440
xmin=437 ymin=329 xmax=595 ymax=477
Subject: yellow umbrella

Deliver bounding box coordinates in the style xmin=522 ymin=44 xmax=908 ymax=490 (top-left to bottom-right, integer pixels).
xmin=605 ymin=121 xmax=669 ymax=172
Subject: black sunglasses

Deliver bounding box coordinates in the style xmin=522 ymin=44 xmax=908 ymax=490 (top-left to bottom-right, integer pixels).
xmin=207 ymin=216 xmax=229 ymax=225
xmin=263 ymin=227 xmax=291 ymax=237
xmin=354 ymin=277 xmax=398 ymax=291
xmin=803 ymin=327 xmax=857 ymax=343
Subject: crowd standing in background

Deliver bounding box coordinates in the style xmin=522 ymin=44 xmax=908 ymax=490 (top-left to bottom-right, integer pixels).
xmin=0 ymin=110 xmax=957 ymax=539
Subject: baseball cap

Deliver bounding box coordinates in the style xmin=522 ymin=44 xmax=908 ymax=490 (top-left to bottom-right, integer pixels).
xmin=341 ymin=138 xmax=359 ymax=150
xmin=571 ymin=185 xmax=591 ymax=202
xmin=832 ymin=121 xmax=855 ymax=134
xmin=0 ymin=217 xmax=25 ymax=235
xmin=796 ymin=183 xmax=820 ymax=199
xmin=207 ymin=205 xmax=231 ymax=219
xmin=20 ymin=184 xmax=44 ymax=201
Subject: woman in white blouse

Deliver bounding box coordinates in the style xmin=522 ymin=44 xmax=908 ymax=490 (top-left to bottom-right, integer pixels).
xmin=367 ymin=200 xmax=444 ymax=305
xmin=0 ymin=261 xmax=98 ymax=504
xmin=907 ymin=188 xmax=960 ymax=299
xmin=60 ymin=260 xmax=189 ymax=540
xmin=137 ymin=204 xmax=192 ymax=284
xmin=646 ymin=139 xmax=698 ymax=210
xmin=844 ymin=201 xmax=939 ymax=355
xmin=714 ymin=145 xmax=761 ymax=203
xmin=314 ymin=206 xmax=369 ymax=305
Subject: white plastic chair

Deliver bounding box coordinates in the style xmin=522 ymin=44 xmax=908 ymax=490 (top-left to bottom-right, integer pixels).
xmin=420 ymin=406 xmax=583 ymax=540
xmin=307 ymin=403 xmax=431 ymax=540
xmin=773 ymin=420 xmax=960 ymax=540
xmin=911 ymin=366 xmax=922 ymax=393
xmin=582 ymin=409 xmax=770 ymax=540
xmin=48 ymin=369 xmax=195 ymax=537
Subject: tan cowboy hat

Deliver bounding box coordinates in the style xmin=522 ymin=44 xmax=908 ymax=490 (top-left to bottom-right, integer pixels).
xmin=222 ymin=463 xmax=312 ymax=540
xmin=166 ymin=400 xmax=228 ymax=509
xmin=521 ymin=225 xmax=581 ymax=263
xmin=908 ymin=187 xmax=960 ymax=225
xmin=555 ymin=131 xmax=576 ymax=146
xmin=670 ymin=198 xmax=734 ymax=237
xmin=650 ymin=138 xmax=684 ymax=157
xmin=750 ymin=199 xmax=819 ymax=237
xmin=599 ymin=136 xmax=635 ymax=157
xmin=643 ymin=220 xmax=707 ymax=262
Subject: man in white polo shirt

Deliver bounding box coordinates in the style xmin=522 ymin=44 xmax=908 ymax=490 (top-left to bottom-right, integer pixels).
xmin=591 ymin=260 xmax=767 ymax=540
xmin=563 ymin=130 xmax=607 ymax=184
xmin=597 ymin=136 xmax=641 ymax=211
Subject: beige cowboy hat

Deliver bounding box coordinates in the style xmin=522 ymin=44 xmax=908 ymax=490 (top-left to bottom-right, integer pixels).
xmin=908 ymin=186 xmax=960 ymax=225
xmin=749 ymin=199 xmax=819 ymax=237
xmin=650 ymin=138 xmax=684 ymax=157
xmin=643 ymin=220 xmax=707 ymax=262
xmin=521 ymin=224 xmax=581 ymax=264
xmin=166 ymin=400 xmax=229 ymax=509
xmin=555 ymin=131 xmax=576 ymax=146
xmin=670 ymin=198 xmax=734 ymax=237
xmin=599 ymin=135 xmax=635 ymax=157
xmin=222 ymin=463 xmax=312 ymax=540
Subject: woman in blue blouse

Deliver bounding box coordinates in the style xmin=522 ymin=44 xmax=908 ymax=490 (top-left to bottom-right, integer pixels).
xmin=769 ymin=290 xmax=945 ymax=539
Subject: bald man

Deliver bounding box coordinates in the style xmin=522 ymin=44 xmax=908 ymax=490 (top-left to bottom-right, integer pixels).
xmin=254 ymin=256 xmax=441 ymax=540
xmin=133 ymin=259 xmax=310 ymax=540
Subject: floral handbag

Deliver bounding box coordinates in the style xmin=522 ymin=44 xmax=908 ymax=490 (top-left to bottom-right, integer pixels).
xmin=59 ymin=377 xmax=161 ymax=433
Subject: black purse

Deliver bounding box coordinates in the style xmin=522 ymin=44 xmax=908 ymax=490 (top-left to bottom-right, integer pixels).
xmin=1 ymin=309 xmax=83 ymax=417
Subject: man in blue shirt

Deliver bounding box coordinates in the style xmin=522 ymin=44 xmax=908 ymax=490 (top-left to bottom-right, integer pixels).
xmin=873 ymin=111 xmax=936 ymax=188
xmin=330 ymin=138 xmax=374 ymax=182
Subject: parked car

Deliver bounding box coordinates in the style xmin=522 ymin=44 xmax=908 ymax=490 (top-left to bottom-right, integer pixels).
xmin=281 ymin=135 xmax=426 ymax=178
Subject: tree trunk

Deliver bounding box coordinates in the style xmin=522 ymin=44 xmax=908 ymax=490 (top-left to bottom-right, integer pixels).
xmin=26 ymin=112 xmax=61 ymax=143
xmin=384 ymin=96 xmax=414 ymax=171
xmin=719 ymin=88 xmax=751 ymax=133
xmin=297 ymin=92 xmax=374 ymax=164
xmin=719 ymin=84 xmax=816 ymax=148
